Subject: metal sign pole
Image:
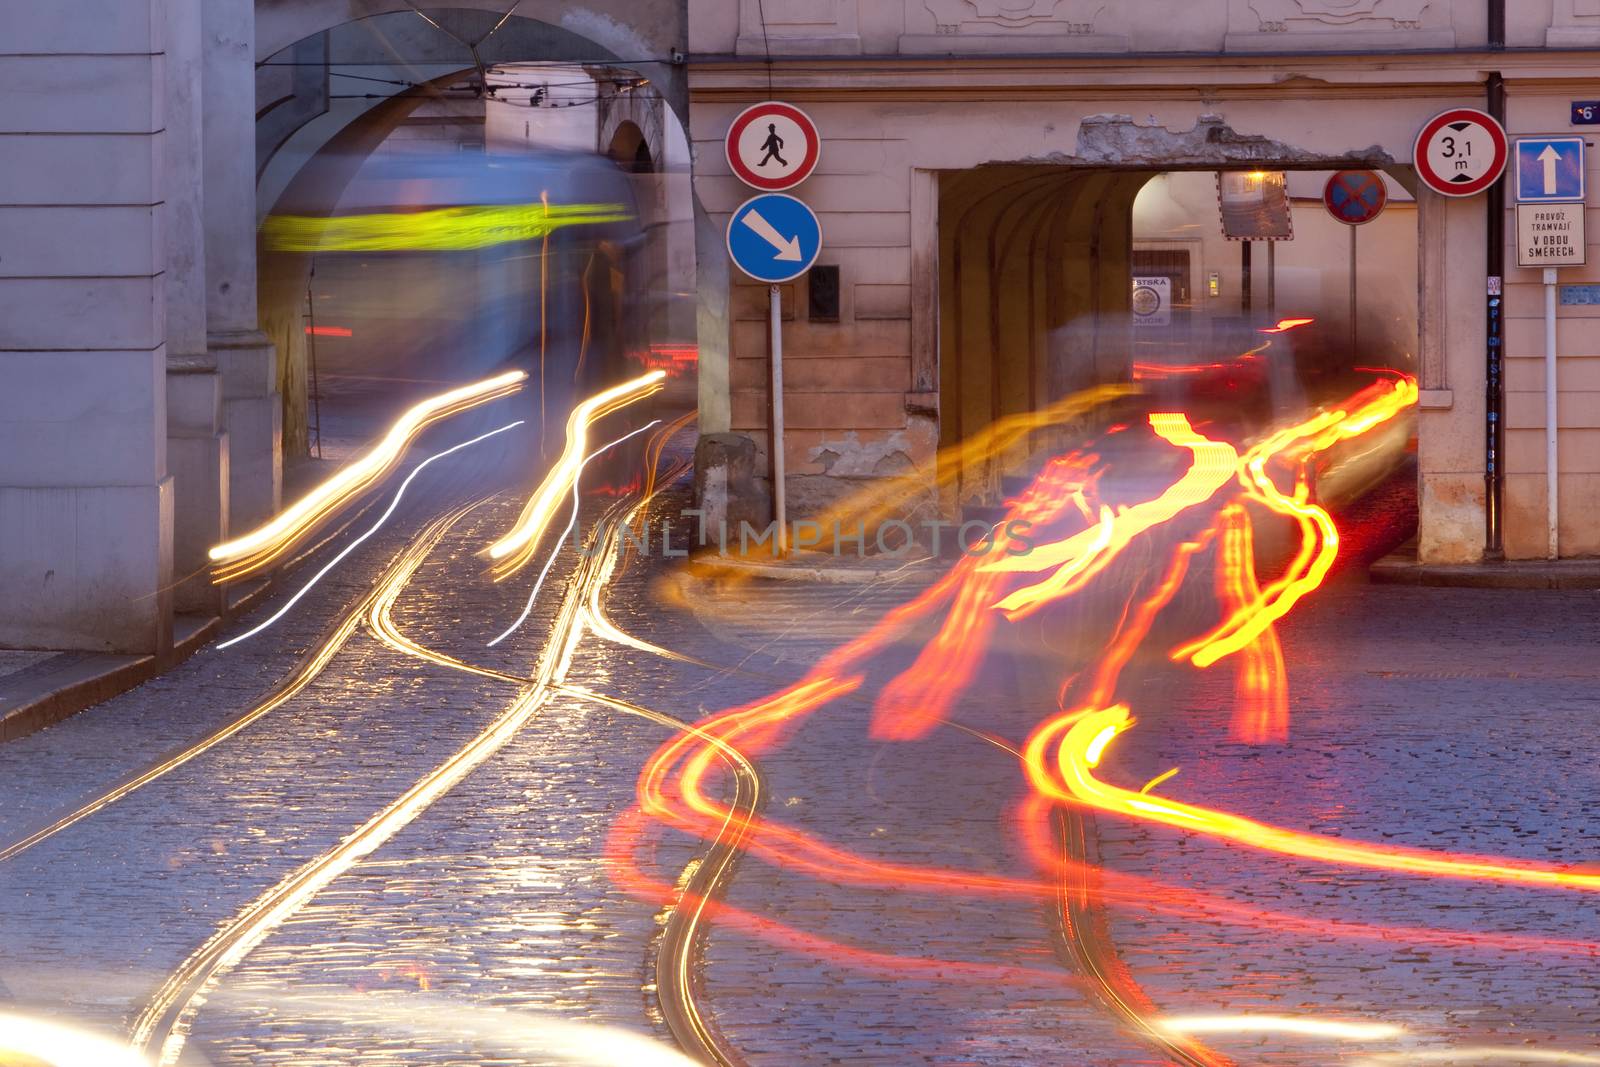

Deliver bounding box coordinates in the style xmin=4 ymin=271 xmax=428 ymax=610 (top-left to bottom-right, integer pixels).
xmin=1267 ymin=241 xmax=1276 ymax=317
xmin=1349 ymin=225 xmax=1359 ymax=359
xmin=1545 ymin=267 xmax=1560 ymax=559
xmin=1241 ymin=241 xmax=1252 ymax=314
xmin=769 ymin=283 xmax=788 ymax=556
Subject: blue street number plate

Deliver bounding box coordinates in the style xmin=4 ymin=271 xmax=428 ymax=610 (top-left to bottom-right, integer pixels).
xmin=1574 ymin=102 xmax=1600 ymax=126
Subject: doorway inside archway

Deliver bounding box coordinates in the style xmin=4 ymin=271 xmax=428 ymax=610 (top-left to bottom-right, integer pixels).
xmin=936 ymin=163 xmax=1418 ymax=529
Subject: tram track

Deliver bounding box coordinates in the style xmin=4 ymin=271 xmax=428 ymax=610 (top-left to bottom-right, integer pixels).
xmin=945 ymin=721 xmax=1230 ymax=1067
xmin=130 ymin=489 xmax=559 ymax=1064
xmin=132 ymin=431 xmax=752 ymax=1067
xmin=362 ymin=449 xmax=753 ymax=1067
xmin=0 ymin=501 xmax=465 ymax=866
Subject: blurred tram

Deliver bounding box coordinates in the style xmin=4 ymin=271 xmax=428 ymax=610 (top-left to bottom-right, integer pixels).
xmin=267 ymin=147 xmax=654 ymax=474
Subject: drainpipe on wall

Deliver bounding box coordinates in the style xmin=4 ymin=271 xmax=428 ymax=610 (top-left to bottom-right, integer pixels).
xmin=1484 ymin=0 xmax=1506 ymax=559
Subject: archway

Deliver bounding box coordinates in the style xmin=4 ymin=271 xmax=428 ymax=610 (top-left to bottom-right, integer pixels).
xmin=937 ymin=159 xmax=1420 ymax=512
xmin=254 ymin=7 xmax=696 ymax=462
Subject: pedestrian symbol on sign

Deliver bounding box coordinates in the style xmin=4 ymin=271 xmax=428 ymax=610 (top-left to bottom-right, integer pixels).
xmin=757 ymin=124 xmax=787 ymax=168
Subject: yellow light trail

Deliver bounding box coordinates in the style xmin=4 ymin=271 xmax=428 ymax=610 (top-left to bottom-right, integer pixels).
xmin=487 ymin=420 xmax=662 ymax=647
xmin=1031 ymin=704 xmax=1600 ymax=893
xmin=209 ymin=370 xmax=525 ymax=582
xmin=486 ymin=370 xmax=666 ymax=580
xmin=1172 ymin=376 xmax=1418 ymax=668
xmin=218 ymin=422 xmax=523 ymax=650
xmin=983 ymin=415 xmax=1240 ymax=620
xmin=261 ymin=201 xmax=632 ymax=253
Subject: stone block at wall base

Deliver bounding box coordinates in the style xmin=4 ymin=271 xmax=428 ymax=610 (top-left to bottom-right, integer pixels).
xmin=1418 ymin=472 xmax=1484 ymax=566
xmin=223 ymin=393 xmax=281 ymax=532
xmin=0 ymin=478 xmax=173 ymax=653
xmin=168 ymin=430 xmax=228 ymax=615
xmin=693 ymin=433 xmax=769 ymax=543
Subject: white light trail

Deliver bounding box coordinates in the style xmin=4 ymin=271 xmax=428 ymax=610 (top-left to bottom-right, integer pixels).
xmin=0 ymin=1011 xmax=151 ymax=1067
xmin=487 ymin=419 xmax=661 ymax=648
xmin=218 ymin=421 xmax=523 ymax=651
xmin=1157 ymin=1014 xmax=1405 ymax=1042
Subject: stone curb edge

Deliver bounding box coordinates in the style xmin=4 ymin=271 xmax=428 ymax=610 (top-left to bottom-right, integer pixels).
xmin=0 ymin=579 xmax=273 ymax=745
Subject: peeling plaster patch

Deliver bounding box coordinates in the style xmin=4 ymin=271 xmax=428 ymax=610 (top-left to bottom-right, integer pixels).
xmin=558 ymin=7 xmax=650 ymax=59
xmin=805 ymin=431 xmax=921 ymax=479
xmin=872 ymin=450 xmax=916 ymax=478
xmin=1019 ymin=113 xmax=1393 ymax=168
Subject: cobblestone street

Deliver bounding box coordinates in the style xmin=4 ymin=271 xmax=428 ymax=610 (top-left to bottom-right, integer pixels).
xmin=3 ymin=421 xmax=1600 ymax=1067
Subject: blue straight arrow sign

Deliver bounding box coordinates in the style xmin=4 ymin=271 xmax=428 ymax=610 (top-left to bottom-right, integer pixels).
xmin=1515 ymin=136 xmax=1586 ymax=203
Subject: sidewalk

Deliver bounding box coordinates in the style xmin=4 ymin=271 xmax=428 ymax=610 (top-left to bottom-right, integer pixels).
xmin=1371 ymin=540 xmax=1600 ymax=589
xmin=0 ymin=455 xmax=342 ymax=744
xmin=0 ymin=594 xmax=269 ymax=744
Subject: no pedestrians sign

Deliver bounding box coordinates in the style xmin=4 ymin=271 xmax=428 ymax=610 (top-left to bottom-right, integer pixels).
xmin=725 ymin=102 xmax=821 ymax=192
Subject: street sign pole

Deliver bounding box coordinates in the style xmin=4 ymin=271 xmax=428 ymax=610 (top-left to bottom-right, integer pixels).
xmin=1350 ymin=225 xmax=1359 ymax=360
xmin=1267 ymin=241 xmax=1276 ymax=317
xmin=725 ymin=102 xmax=821 ymax=557
xmin=769 ymin=283 xmax=788 ymax=556
xmin=1512 ymin=134 xmax=1587 ymax=558
xmin=1323 ymin=171 xmax=1390 ymax=360
xmin=1545 ymin=267 xmax=1559 ymax=559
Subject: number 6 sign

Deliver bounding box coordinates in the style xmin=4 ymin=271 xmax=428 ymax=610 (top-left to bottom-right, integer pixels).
xmin=1414 ymin=107 xmax=1510 ymax=198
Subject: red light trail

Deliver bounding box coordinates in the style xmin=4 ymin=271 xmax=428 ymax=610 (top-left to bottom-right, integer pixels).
xmin=606 ymin=369 xmax=1600 ymax=1058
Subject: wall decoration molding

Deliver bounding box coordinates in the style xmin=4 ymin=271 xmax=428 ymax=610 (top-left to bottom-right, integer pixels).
xmin=899 ymin=0 xmax=1128 ymax=53
xmin=1226 ymin=0 xmax=1455 ymax=50
xmin=1548 ymin=0 xmax=1600 ymax=47
xmin=735 ymin=0 xmax=862 ymax=55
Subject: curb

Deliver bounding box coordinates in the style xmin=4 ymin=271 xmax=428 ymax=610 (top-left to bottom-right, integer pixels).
xmin=1371 ymin=543 xmax=1600 ymax=589
xmin=0 ymin=579 xmax=273 ymax=745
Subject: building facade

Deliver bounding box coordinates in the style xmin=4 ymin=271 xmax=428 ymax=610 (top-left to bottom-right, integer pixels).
xmin=686 ymin=0 xmax=1600 ymax=566
xmin=3 ymin=1 xmax=1599 ymax=653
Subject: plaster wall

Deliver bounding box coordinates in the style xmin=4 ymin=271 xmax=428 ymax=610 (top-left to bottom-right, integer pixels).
xmin=0 ymin=0 xmax=174 ymax=651
xmin=696 ymin=0 xmax=1510 ymax=56
xmin=689 ymin=80 xmax=1473 ymax=528
xmin=1500 ymin=89 xmax=1600 ymax=559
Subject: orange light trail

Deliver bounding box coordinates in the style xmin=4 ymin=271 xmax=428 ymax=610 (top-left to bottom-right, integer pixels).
xmin=1213 ymin=504 xmax=1288 ymax=744
xmin=1028 ymin=704 xmax=1600 ymax=892
xmin=1172 ymin=375 xmax=1418 ymax=668
xmin=612 ymin=367 xmax=1600 ymax=1059
xmin=981 ymin=414 xmax=1239 ymax=621
xmin=1259 ymin=317 xmax=1316 ymax=334
xmin=207 ymin=370 xmax=525 ymax=582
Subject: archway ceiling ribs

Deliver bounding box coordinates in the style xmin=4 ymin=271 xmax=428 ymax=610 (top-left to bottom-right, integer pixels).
xmin=258 ymin=1 xmax=683 ymax=64
xmin=256 ymin=2 xmax=688 ymax=117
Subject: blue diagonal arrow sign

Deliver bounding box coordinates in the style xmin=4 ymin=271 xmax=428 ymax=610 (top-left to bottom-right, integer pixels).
xmin=727 ymin=193 xmax=822 ymax=283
